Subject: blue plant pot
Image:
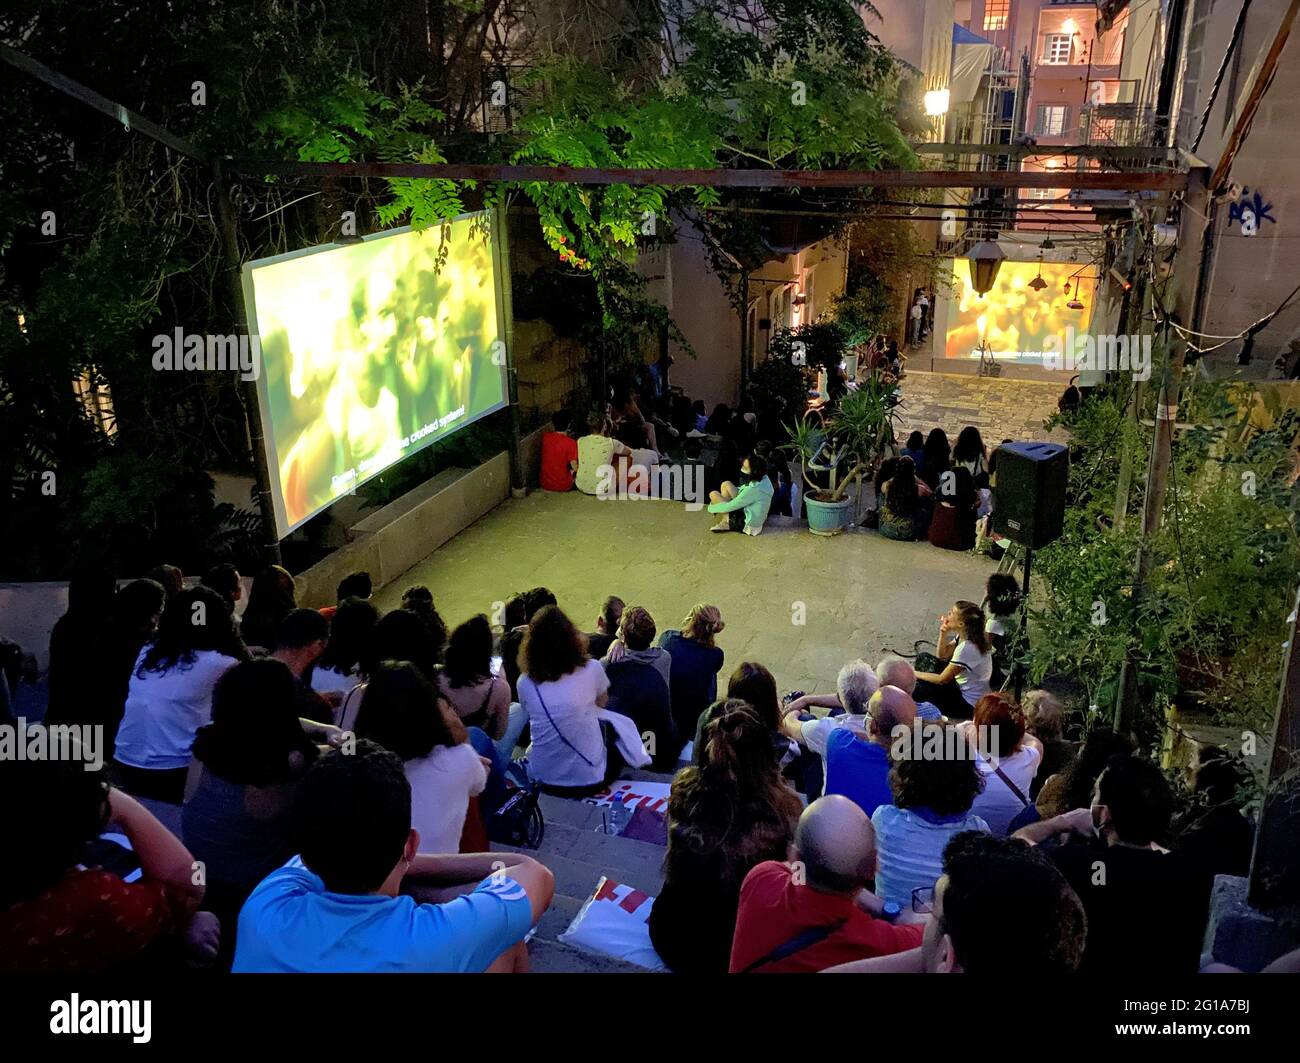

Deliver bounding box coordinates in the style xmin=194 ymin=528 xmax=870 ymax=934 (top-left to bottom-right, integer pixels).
xmin=805 ymin=495 xmax=853 ymax=536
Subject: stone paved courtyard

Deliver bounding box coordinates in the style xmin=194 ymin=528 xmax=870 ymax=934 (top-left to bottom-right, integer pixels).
xmin=369 ymin=371 xmax=1070 ymax=694
xmin=374 ymin=489 xmax=996 ymax=696
xmin=894 ymin=369 xmax=1070 ymax=447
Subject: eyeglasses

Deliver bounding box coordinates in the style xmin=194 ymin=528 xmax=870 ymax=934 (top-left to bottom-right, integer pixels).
xmin=912 ymin=885 xmax=935 ymax=914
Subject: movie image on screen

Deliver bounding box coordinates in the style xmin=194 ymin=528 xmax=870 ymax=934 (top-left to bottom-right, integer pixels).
xmin=243 ymin=213 xmax=506 ymax=536
xmin=944 ymin=258 xmax=1096 ymax=364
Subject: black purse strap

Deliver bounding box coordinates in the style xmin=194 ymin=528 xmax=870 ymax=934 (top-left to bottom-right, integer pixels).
xmin=529 ymin=678 xmax=597 ymax=768
xmin=739 ymin=919 xmax=849 ymax=973
xmin=990 ymin=759 xmax=1030 ymax=806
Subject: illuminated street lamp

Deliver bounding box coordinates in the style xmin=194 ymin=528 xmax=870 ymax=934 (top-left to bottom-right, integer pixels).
xmin=924 ymin=88 xmax=950 ymax=117
xmin=966 ymin=239 xmax=1006 ymax=296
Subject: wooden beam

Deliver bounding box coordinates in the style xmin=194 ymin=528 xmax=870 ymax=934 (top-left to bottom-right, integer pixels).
xmin=226 ymin=159 xmax=1190 ymax=192
xmin=1210 ymin=0 xmax=1300 ymax=192
xmin=0 ymin=44 xmax=207 ymax=162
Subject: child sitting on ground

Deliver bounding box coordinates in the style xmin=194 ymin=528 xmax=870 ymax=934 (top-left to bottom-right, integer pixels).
xmin=707 ymin=454 xmax=774 ymax=536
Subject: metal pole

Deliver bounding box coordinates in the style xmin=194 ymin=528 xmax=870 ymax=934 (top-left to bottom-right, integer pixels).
xmin=1111 ymin=269 xmax=1146 ymax=530
xmin=212 ymin=156 xmax=283 ymax=566
xmin=1013 ymin=548 xmax=1032 ymax=702
xmin=230 ymin=159 xmax=1192 ymax=193
xmin=491 ymin=201 xmax=524 ymax=494
xmin=739 ymin=270 xmax=751 ymax=399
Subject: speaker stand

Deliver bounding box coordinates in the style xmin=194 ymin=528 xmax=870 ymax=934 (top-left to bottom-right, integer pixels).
xmin=1011 ymin=547 xmax=1033 ymax=702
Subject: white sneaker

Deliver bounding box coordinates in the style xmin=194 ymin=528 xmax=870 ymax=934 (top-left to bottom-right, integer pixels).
xmin=710 ymin=522 xmax=731 ymax=533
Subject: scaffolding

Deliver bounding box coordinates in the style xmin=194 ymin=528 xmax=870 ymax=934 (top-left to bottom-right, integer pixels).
xmin=942 ymin=44 xmax=1030 ymax=252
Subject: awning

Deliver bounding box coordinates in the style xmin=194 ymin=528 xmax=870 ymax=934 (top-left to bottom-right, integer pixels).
xmin=951 ymin=24 xmax=995 ymax=105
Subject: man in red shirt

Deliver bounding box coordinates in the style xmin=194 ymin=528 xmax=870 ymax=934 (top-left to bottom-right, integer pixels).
xmin=729 ymin=794 xmax=926 ymax=973
xmin=539 ymin=411 xmax=579 ymax=492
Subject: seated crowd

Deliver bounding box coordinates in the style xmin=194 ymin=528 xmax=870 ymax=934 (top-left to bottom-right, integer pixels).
xmin=2 ymin=562 xmax=1264 ymax=976
xmin=543 ymin=381 xmax=1016 ymax=556
xmin=880 ymin=424 xmax=1009 ymax=552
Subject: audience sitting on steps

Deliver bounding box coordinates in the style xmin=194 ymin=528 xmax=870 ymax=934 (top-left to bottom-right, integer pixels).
xmin=9 ymin=563 xmax=1258 ymax=976
xmin=649 ymin=699 xmax=802 ymax=973
xmin=232 ymin=741 xmax=553 ymax=973
xmin=601 ymin=606 xmax=678 ymax=771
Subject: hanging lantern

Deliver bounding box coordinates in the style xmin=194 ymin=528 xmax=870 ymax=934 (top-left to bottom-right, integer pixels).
xmin=1029 ymin=254 xmax=1048 ymax=291
xmin=1067 ymin=279 xmax=1085 ymax=310
xmin=966 ymin=240 xmax=1006 ymax=296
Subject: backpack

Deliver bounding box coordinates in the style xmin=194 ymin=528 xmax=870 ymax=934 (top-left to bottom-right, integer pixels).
xmin=488 ymin=780 xmax=545 ymax=849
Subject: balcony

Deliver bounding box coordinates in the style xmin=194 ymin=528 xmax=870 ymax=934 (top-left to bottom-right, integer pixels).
xmin=1078 ymin=80 xmax=1154 ymax=149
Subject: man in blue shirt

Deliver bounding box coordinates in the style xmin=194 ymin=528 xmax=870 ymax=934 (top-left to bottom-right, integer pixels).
xmin=786 ymin=685 xmax=917 ymax=817
xmin=233 ymin=740 xmax=554 ymax=973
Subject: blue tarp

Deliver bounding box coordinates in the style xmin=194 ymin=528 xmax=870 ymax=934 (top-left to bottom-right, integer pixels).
xmin=953 ymin=24 xmax=994 ymax=47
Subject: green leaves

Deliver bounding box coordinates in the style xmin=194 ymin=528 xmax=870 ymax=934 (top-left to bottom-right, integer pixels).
xmin=1026 ymin=376 xmax=1300 ymax=744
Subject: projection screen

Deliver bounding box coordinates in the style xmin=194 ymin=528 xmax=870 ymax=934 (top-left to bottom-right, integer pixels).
xmin=243 ymin=213 xmax=507 ymax=537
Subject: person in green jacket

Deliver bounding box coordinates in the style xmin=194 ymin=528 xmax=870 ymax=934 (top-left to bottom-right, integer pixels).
xmin=707 ymin=455 xmax=774 ymax=536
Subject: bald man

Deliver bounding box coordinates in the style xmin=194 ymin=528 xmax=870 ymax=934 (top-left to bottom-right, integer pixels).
xmin=875 ymin=655 xmax=944 ymax=721
xmin=728 ymin=796 xmax=926 ymax=973
xmin=819 ymin=685 xmax=917 ymax=817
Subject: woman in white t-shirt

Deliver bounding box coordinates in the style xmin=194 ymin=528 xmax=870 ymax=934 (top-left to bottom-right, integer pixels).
xmin=113 ymin=586 xmax=242 ymax=804
xmin=913 ymin=600 xmax=994 ymax=721
xmin=516 ymin=605 xmax=618 ymax=796
xmin=353 ymin=661 xmax=487 ymax=855
xmin=575 ymin=412 xmax=633 ymax=496
xmin=960 ymin=693 xmax=1043 ymax=835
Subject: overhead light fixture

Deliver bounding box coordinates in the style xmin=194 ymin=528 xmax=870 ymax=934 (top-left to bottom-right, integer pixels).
xmin=1066 ymin=278 xmax=1085 ymax=310
xmin=1040 ymin=237 xmax=1056 ymax=250
xmin=1029 ymin=262 xmax=1048 ymax=291
xmin=966 ymin=238 xmax=1006 ymax=296
xmin=924 ymin=88 xmax=951 ymax=117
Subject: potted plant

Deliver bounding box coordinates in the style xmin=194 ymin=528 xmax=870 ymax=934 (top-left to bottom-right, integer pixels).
xmin=784 ymin=374 xmax=901 ymax=535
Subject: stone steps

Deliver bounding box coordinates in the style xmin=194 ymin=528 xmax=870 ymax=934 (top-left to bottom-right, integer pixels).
xmin=495 ymin=781 xmax=678 ymax=973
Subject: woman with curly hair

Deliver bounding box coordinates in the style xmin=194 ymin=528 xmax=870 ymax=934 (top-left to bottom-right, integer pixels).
xmin=517 ymin=605 xmax=621 ymax=796
xmin=648 ymin=699 xmax=803 ymax=973
xmin=870 ymin=724 xmax=989 ymax=907
xmin=657 ymin=603 xmax=726 ymax=741
xmin=1034 ymin=727 xmax=1135 ymax=820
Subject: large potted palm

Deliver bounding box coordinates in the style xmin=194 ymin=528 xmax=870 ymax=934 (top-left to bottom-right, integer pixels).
xmin=784 ymin=374 xmax=901 ymax=535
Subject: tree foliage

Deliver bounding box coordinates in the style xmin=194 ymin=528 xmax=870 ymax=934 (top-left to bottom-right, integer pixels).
xmin=1024 ymin=369 xmax=1300 ymax=760
xmin=0 ymin=0 xmax=914 ymax=577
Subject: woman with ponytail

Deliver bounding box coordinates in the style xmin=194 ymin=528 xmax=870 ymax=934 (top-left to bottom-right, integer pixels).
xmin=648 ymin=699 xmax=802 ymax=973
xmin=657 ymin=604 xmax=726 ymax=742
xmin=913 ymin=600 xmax=995 ymax=720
